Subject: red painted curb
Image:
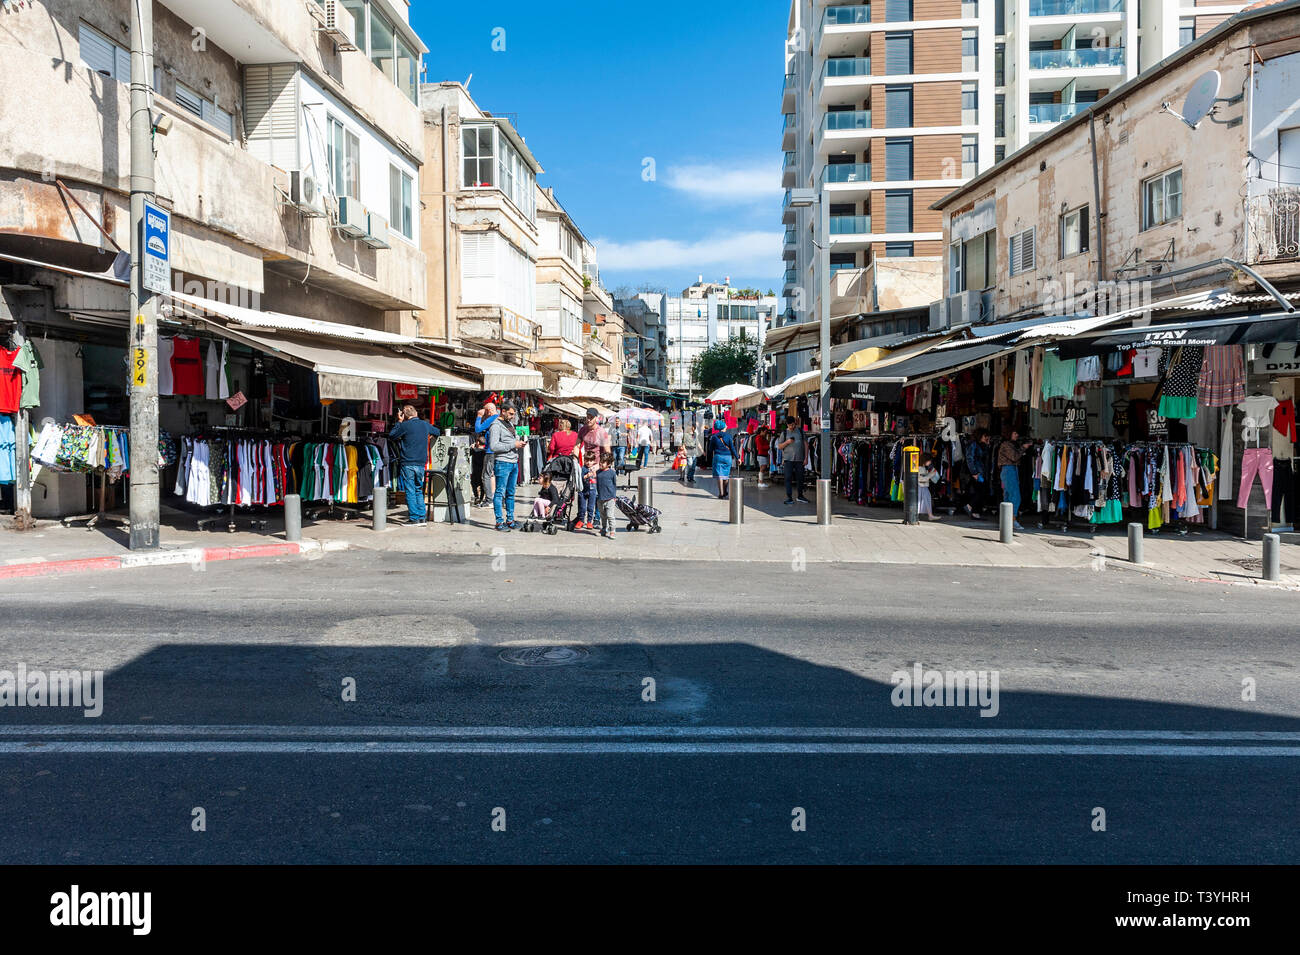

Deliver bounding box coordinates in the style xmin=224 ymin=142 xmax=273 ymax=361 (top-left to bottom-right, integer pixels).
xmin=0 ymin=555 xmax=123 ymax=579
xmin=202 ymin=543 xmax=301 ymax=563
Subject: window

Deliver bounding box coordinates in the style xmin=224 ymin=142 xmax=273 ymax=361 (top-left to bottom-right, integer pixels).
xmin=950 ymin=231 xmax=992 ymax=293
xmin=1009 ymin=228 xmax=1036 ymax=275
xmin=885 ymin=190 xmax=913 ymax=233
xmin=885 ymin=138 xmax=913 ymax=180
xmin=962 ymin=29 xmax=978 ymax=70
xmin=395 ymin=36 xmax=418 ymax=105
xmin=961 ymin=82 xmax=978 ymax=123
xmin=390 ymin=165 xmax=413 ymax=240
xmin=949 ymin=242 xmax=964 ymax=293
xmin=78 ymin=22 xmax=130 ymax=82
xmin=328 ymin=116 xmax=361 ymax=201
xmin=885 ymin=242 xmax=914 ymax=257
xmin=342 ymin=1 xmax=368 ymax=54
xmin=1060 ymin=206 xmax=1090 ymax=257
xmin=885 ymin=33 xmax=913 ymax=74
xmin=1142 ymin=167 xmax=1182 ymax=229
xmin=885 ymin=0 xmax=913 ymax=20
xmin=995 ymin=0 xmax=1005 ymax=35
xmin=885 ymin=85 xmax=913 ymax=127
xmin=1179 ymin=18 xmax=1194 ymax=47
xmin=830 ymin=252 xmax=857 ymax=272
xmin=171 ymin=82 xmax=234 ymax=138
xmin=962 ymin=135 xmax=978 ymax=177
xmin=462 ymin=124 xmax=536 ymax=221
xmin=174 ymin=82 xmax=204 ymax=117
xmin=370 ymin=8 xmax=395 ymax=80
xmin=995 ymin=43 xmax=1005 ymax=86
xmin=462 ymin=126 xmax=495 ymax=188
xmin=994 ymin=143 xmax=1005 ymax=163
xmin=995 ymin=93 xmax=1005 ymax=137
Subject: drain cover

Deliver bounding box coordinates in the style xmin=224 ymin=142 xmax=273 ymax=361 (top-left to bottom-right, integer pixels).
xmin=1223 ymin=557 xmax=1296 ymax=573
xmin=498 ymin=646 xmax=590 ymax=667
xmin=1046 ymin=539 xmax=1094 ymax=549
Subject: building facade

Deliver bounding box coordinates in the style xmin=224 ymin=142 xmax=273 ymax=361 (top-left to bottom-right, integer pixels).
xmin=662 ymin=282 xmax=778 ymax=394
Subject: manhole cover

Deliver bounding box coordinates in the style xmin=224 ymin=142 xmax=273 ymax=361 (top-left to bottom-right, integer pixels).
xmin=1046 ymin=539 xmax=1095 ymax=549
xmin=498 ymin=646 xmax=590 ymax=667
xmin=1223 ymin=557 xmax=1296 ymax=573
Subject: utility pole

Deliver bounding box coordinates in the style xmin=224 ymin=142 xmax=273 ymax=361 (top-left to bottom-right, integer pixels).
xmin=127 ymin=0 xmax=160 ymax=549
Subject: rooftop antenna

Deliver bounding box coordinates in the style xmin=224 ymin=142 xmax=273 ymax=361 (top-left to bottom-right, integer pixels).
xmin=1160 ymin=70 xmax=1240 ymax=129
xmin=464 ymin=73 xmax=473 ymax=90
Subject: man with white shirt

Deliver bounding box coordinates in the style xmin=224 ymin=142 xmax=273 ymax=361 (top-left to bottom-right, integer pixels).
xmin=636 ymin=421 xmax=655 ymax=468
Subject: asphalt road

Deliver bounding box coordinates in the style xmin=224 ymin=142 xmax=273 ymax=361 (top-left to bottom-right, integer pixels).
xmin=0 ymin=552 xmax=1296 ymax=863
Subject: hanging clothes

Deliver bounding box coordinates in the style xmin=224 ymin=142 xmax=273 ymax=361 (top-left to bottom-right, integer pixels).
xmin=170 ymin=336 xmax=204 ymax=396
xmin=1197 ymin=345 xmax=1245 ymax=408
xmin=158 ymin=336 xmax=175 ymax=396
xmin=1157 ymin=345 xmax=1204 ymax=420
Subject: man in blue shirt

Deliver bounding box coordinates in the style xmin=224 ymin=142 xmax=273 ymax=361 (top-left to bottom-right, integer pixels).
xmin=389 ymin=404 xmax=440 ymax=525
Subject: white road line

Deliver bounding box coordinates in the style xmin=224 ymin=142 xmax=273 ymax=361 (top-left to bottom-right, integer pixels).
xmin=1 ymin=741 xmax=1298 ymax=756
xmin=0 ymin=725 xmax=1298 ymax=741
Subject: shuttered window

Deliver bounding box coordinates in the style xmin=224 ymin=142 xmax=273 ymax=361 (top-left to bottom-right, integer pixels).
xmin=202 ymin=100 xmax=235 ymax=139
xmin=174 ymin=83 xmax=204 ymax=117
xmin=884 ymin=138 xmax=913 ymax=181
xmin=884 ymin=85 xmax=913 ymax=127
xmin=885 ymin=190 xmax=913 ymax=233
xmin=244 ymin=65 xmax=299 ymax=170
xmin=1009 ymin=228 xmax=1036 ymax=274
xmin=884 ymin=33 xmax=913 ymax=74
xmin=79 ymin=22 xmax=124 ymax=80
xmin=885 ymin=0 xmax=913 ymax=20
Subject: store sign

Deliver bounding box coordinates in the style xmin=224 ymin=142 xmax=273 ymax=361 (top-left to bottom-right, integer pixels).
xmin=395 ymin=383 xmax=420 ymax=401
xmin=142 ymin=201 xmax=170 ymax=294
xmin=1147 ymin=409 xmax=1168 ymax=437
xmin=501 ymin=309 xmax=537 ymax=348
xmin=1062 ymin=405 xmax=1087 ymax=436
xmin=226 ymin=391 xmax=247 ymax=411
xmin=830 ymin=379 xmax=876 ymax=400
xmin=1254 ymin=343 xmax=1299 ymax=374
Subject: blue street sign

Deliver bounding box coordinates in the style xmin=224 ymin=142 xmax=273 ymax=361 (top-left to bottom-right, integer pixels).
xmin=142 ymin=201 xmax=170 ymax=294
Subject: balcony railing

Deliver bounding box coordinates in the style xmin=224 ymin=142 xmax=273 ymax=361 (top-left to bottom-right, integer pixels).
xmin=1029 ymin=47 xmax=1125 ymax=69
xmin=1028 ymin=102 xmax=1084 ymax=123
xmin=784 ymin=72 xmax=797 ymax=90
xmin=1248 ymin=189 xmax=1300 ymax=263
xmin=1029 ymin=0 xmax=1124 ymax=15
xmin=830 ymin=215 xmax=873 ymax=235
xmin=822 ymin=57 xmax=873 ymax=81
xmin=784 ymin=229 xmax=798 ymax=245
xmin=784 ymin=150 xmax=796 ymax=168
xmin=783 ymin=268 xmax=800 ymax=286
xmin=822 ymin=163 xmax=872 ymax=185
xmin=825 ymin=4 xmax=871 ymax=25
xmin=824 ymin=109 xmax=872 ymax=130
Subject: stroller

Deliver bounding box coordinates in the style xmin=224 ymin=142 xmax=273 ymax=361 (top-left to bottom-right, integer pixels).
xmin=616 ymin=495 xmax=663 ymax=533
xmin=523 ymin=455 xmax=579 ymax=535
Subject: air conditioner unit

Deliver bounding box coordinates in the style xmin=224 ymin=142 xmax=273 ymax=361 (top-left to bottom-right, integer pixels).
xmin=333 ymin=196 xmax=369 ymax=238
xmin=320 ymin=0 xmax=358 ymax=51
xmin=362 ymin=212 xmax=391 ymax=249
xmin=290 ymin=170 xmax=327 ymax=217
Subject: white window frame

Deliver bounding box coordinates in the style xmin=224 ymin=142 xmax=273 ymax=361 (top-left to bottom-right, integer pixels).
xmin=1141 ymin=167 xmax=1182 ymax=230
xmin=1060 ymin=205 xmax=1089 ymax=258
xmin=389 ymin=165 xmax=413 ymax=240
xmin=328 ymin=116 xmax=361 ymax=201
xmin=1009 ymin=227 xmax=1036 ymax=275
xmin=949 ymin=241 xmax=964 ymax=294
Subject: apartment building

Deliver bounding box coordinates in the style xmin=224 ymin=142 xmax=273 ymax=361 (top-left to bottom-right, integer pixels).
xmin=662 ymin=282 xmax=778 ymax=393
xmin=615 ymin=293 xmax=671 ymax=391
xmin=580 ymin=246 xmax=625 ymax=384
xmin=0 ymin=0 xmax=429 ymax=515
xmin=781 ymin=0 xmax=1246 ymax=337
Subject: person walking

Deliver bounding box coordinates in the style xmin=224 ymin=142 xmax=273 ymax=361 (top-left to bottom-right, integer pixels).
xmin=475 ymin=401 xmax=499 ymax=505
xmin=997 ymin=429 xmax=1027 ymax=530
xmin=777 ymin=415 xmax=809 ymax=505
xmin=962 ymin=429 xmax=992 ymax=519
xmin=469 ymin=432 xmax=487 ymax=507
xmin=389 ymin=404 xmax=440 ymax=526
xmin=754 ymin=426 xmax=772 ymax=488
xmin=575 ymin=452 xmax=599 ymax=531
xmin=596 ymin=452 xmax=619 ymax=539
xmin=917 ymin=452 xmax=941 ymax=521
xmin=487 ymin=403 xmax=525 ymax=531
xmin=635 ymin=421 xmax=655 ymax=469
xmin=709 ymin=421 xmax=737 ymax=499
xmin=577 ymin=408 xmax=611 ymax=473
xmin=680 ymin=424 xmax=700 ymax=485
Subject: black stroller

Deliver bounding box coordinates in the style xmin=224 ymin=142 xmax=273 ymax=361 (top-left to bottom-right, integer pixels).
xmin=523 ymin=455 xmax=579 ymax=535
xmin=616 ymin=495 xmax=662 ymax=533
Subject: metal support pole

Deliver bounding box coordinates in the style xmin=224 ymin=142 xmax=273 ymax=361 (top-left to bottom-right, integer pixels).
xmin=372 ymin=485 xmax=387 ymax=532
xmin=815 ymin=478 xmax=832 ymax=526
xmin=284 ymin=493 xmax=302 ymax=543
xmin=999 ymin=501 xmax=1014 ymax=544
xmin=1262 ymin=533 xmax=1281 ymax=581
xmin=1127 ymin=522 xmax=1144 ymax=565
xmin=127 ymin=0 xmax=160 ymax=550
xmin=817 ymin=196 xmax=832 ymax=525
xmin=638 ymin=475 xmax=653 ymax=509
xmin=728 ymin=477 xmax=744 ymax=524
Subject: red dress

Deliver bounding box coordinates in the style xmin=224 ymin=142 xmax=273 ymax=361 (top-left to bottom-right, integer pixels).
xmin=170 ymin=337 xmax=204 ymax=396
xmin=0 ymin=347 xmax=22 ymax=413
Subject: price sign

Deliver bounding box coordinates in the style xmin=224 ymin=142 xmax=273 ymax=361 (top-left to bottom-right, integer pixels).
xmin=226 ymin=391 xmax=247 ymax=411
xmin=1147 ymin=408 xmax=1168 ymax=438
xmin=1062 ymin=405 xmax=1086 ymax=436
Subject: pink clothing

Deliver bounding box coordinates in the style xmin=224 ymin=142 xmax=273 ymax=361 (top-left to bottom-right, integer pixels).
xmin=1238 ymin=448 xmax=1274 ymax=509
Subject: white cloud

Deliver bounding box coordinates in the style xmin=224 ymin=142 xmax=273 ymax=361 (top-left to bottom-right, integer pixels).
xmin=595 ymin=231 xmax=780 ymax=273
xmin=663 ymin=160 xmax=781 ymax=204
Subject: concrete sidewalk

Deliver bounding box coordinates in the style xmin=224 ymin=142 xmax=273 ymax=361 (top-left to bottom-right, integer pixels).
xmin=2 ymin=465 xmax=1297 ymax=587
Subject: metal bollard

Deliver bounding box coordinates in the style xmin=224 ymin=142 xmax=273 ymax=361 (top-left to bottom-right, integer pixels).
xmin=638 ymin=475 xmax=653 ymax=509
xmin=728 ymin=478 xmax=744 ymax=524
xmin=816 ymin=479 xmax=832 ymax=526
xmin=284 ymin=493 xmax=302 ymax=542
xmin=372 ymin=485 xmax=387 ymax=532
xmin=1263 ymin=533 xmax=1281 ymax=581
xmin=999 ymin=501 xmax=1014 ymax=544
xmin=1128 ymin=523 xmax=1144 ymax=565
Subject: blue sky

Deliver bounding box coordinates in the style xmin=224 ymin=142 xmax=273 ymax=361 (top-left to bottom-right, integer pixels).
xmin=409 ymin=0 xmax=790 ymax=296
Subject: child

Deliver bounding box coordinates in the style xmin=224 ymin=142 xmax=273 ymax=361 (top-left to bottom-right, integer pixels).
xmin=754 ymin=427 xmax=771 ymax=488
xmin=917 ymin=453 xmax=942 ymax=521
xmin=532 ymin=472 xmax=560 ymax=518
xmin=596 ymin=452 xmax=618 ymax=539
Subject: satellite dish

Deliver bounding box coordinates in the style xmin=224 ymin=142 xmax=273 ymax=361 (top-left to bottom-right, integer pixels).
xmin=1181 ymin=70 xmax=1221 ymax=128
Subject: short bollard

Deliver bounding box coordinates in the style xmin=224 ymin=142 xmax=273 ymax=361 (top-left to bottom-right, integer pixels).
xmin=638 ymin=475 xmax=653 ymax=509
xmin=1127 ymin=523 xmax=1144 ymax=565
xmin=372 ymin=485 xmax=387 ymax=532
xmin=284 ymin=493 xmax=302 ymax=542
xmin=728 ymin=478 xmax=744 ymax=524
xmin=815 ymin=479 xmax=832 ymax=526
xmin=1263 ymin=533 xmax=1281 ymax=581
xmin=999 ymin=501 xmax=1014 ymax=544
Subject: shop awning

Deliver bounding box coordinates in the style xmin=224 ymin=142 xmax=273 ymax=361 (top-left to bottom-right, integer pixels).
xmin=1055 ymin=311 xmax=1300 ymax=358
xmin=832 ymin=340 xmax=1023 ymax=402
xmin=415 ymin=346 xmax=544 ymax=390
xmin=827 ymin=329 xmax=955 ymax=368
xmin=166 ymin=289 xmax=419 ymax=346
xmin=555 ymin=375 xmax=624 ymax=404
xmin=202 ymin=324 xmax=477 ymax=391
xmin=763 ymin=315 xmax=854 ymax=355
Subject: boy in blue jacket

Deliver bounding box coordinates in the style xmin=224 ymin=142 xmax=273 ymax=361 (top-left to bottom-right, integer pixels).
xmin=596 ymin=452 xmax=619 ymax=539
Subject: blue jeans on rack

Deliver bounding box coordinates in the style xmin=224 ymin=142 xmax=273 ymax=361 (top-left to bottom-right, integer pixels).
xmin=1001 ymin=464 xmax=1021 ymax=518
xmin=493 ymin=459 xmax=518 ymax=524
xmin=401 ymin=464 xmax=426 ymax=523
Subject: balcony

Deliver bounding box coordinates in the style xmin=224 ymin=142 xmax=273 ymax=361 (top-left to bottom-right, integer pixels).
xmin=819 ymin=57 xmax=873 ymax=105
xmin=782 ymin=190 xmax=798 ymax=224
xmin=782 ymin=72 xmax=798 ymax=113
xmin=830 ymin=215 xmax=872 ymax=235
xmin=783 ymin=268 xmax=800 ymax=293
xmin=783 ymin=229 xmax=799 ymax=261
xmin=1247 ymin=189 xmax=1300 ymax=263
xmin=821 ymin=163 xmax=872 ymax=185
xmin=818 ymin=109 xmax=873 ymax=156
xmin=825 ymin=109 xmax=872 ymax=131
xmin=1028 ymin=102 xmax=1084 ymax=124
xmin=1029 ymin=0 xmax=1124 ymax=15
xmin=819 ymin=4 xmax=872 ymax=56
xmin=782 ymin=112 xmax=798 ymax=150
xmin=783 ymin=150 xmax=798 ymax=188
xmin=1028 ymin=47 xmax=1125 ymax=70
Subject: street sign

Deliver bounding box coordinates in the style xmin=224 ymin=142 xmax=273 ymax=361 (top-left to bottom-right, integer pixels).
xmin=142 ymin=201 xmax=170 ymax=294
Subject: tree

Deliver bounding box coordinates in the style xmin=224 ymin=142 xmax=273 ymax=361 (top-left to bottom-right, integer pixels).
xmin=690 ymin=334 xmax=759 ymax=392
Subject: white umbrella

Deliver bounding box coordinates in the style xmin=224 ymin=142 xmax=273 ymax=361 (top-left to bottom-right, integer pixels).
xmin=704 ymin=383 xmax=761 ymax=404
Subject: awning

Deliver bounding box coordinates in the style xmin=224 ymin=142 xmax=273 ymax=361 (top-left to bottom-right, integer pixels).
xmin=1055 ymin=312 xmax=1300 ymax=358
xmin=555 ymin=375 xmax=624 ymax=404
xmin=832 ymin=340 xmax=1023 ymax=402
xmin=827 ymin=329 xmax=954 ymax=367
xmin=201 ymin=324 xmax=477 ymax=391
xmin=415 ymin=346 xmax=544 ymax=390
xmin=167 ymin=289 xmax=419 ymax=346
xmin=763 ymin=315 xmax=854 ymax=355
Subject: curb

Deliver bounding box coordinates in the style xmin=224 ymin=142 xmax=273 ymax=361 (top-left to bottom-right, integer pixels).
xmin=0 ymin=539 xmax=347 ymax=581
